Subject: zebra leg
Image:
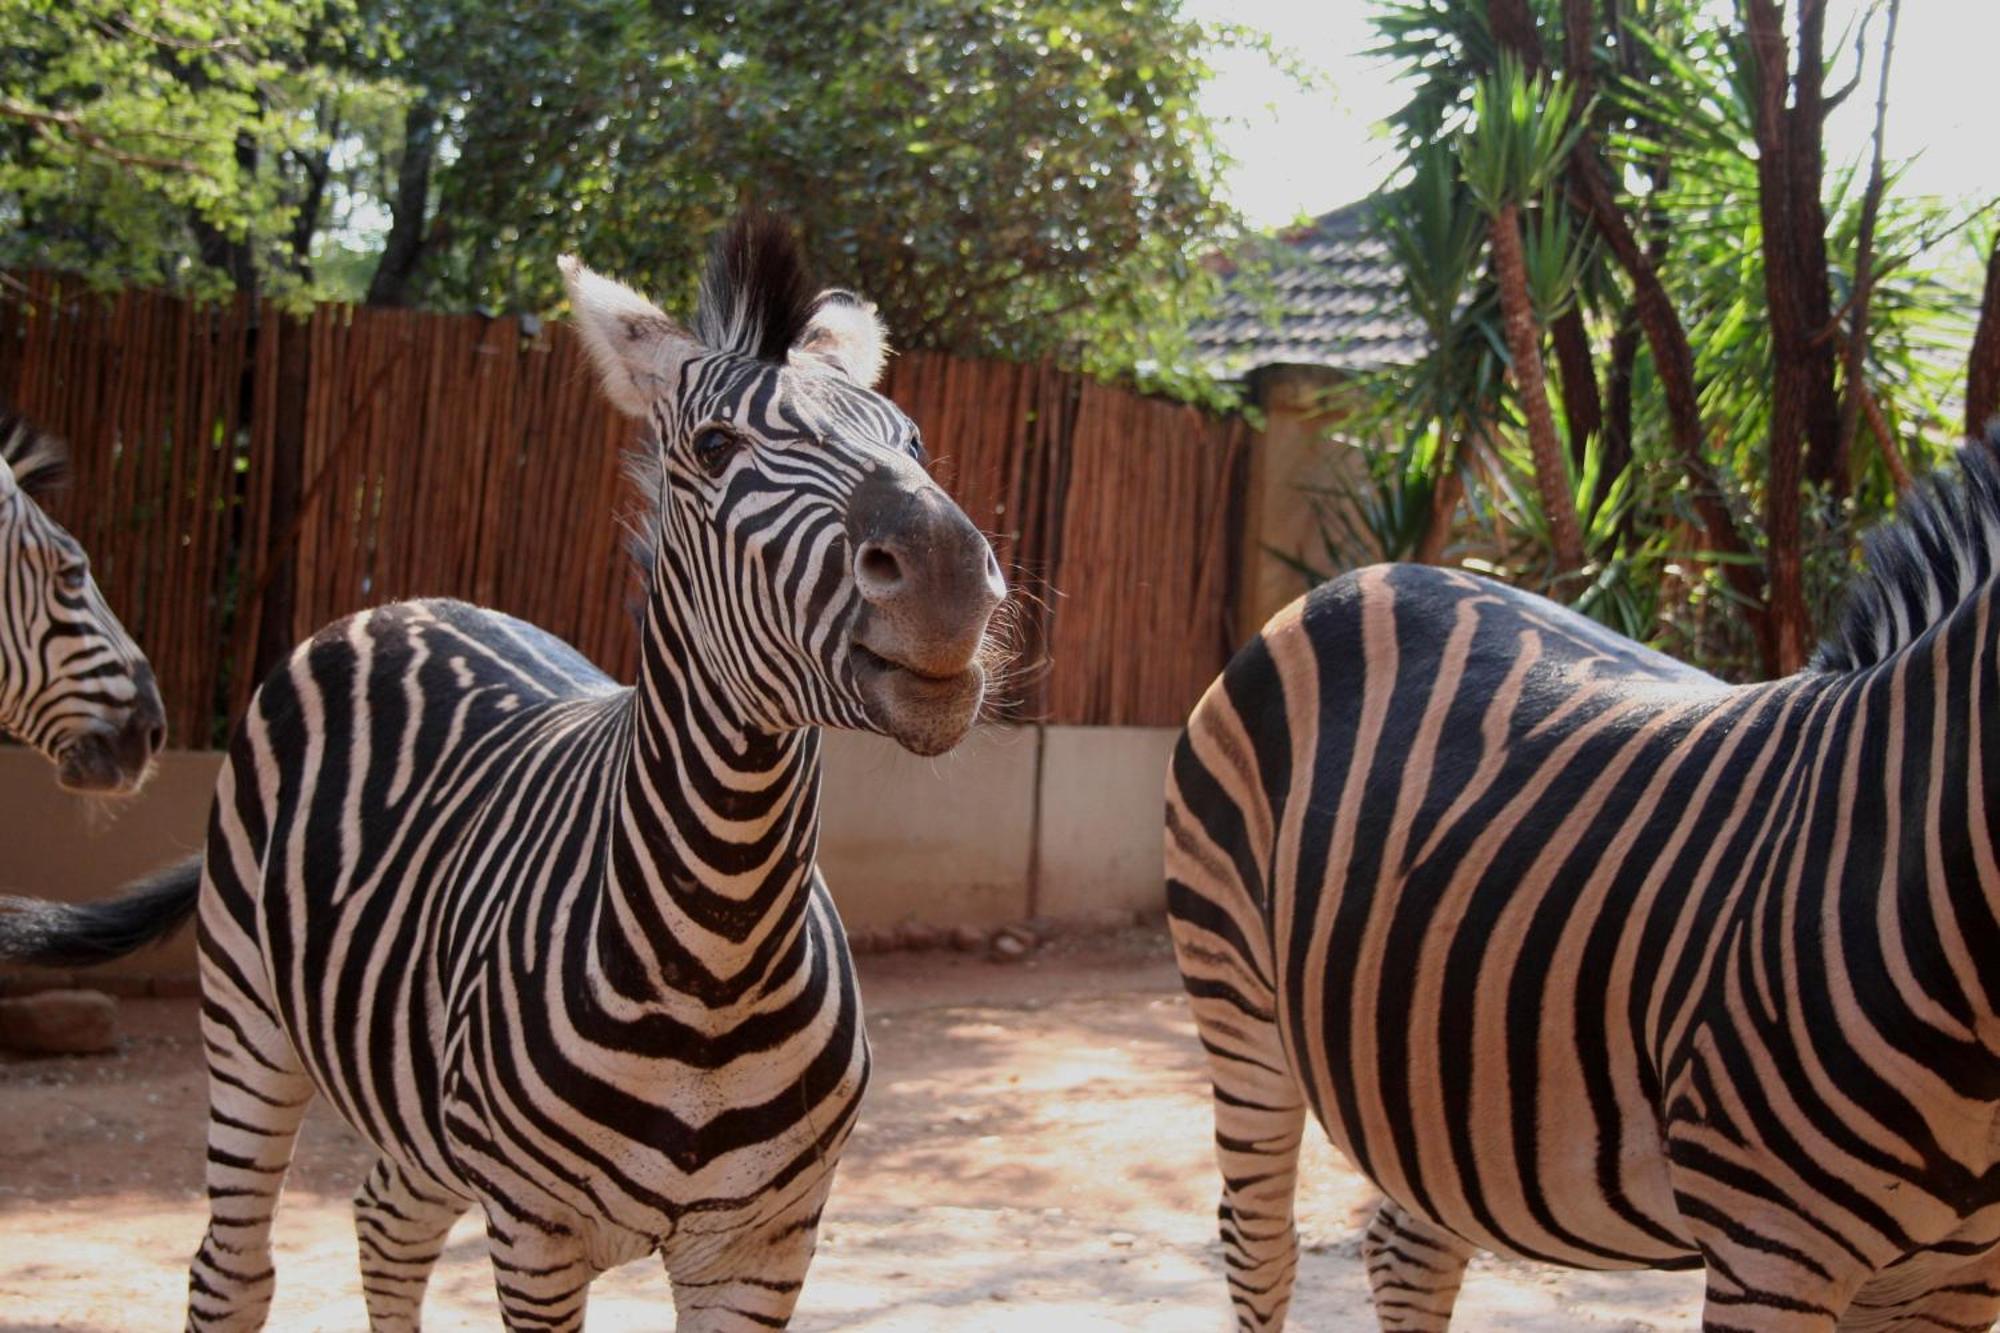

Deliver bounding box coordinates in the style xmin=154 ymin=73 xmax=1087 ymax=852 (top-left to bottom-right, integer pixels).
xmin=1838 ymin=1247 xmax=2000 ymax=1330
xmin=480 ymin=1200 xmax=595 ymax=1333
xmin=184 ymin=972 xmax=316 ymax=1330
xmin=1172 ymin=904 xmax=1308 ymax=1327
xmin=1694 ymin=1244 xmax=1852 ymax=1332
xmin=1360 ymin=1197 xmax=1476 ymax=1331
xmin=353 ymin=1156 xmax=468 ymax=1331
xmin=666 ymin=1184 xmax=832 ymax=1331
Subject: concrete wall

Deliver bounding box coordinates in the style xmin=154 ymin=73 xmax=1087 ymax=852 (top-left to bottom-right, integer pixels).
xmin=0 ymin=724 xmax=1180 ymax=983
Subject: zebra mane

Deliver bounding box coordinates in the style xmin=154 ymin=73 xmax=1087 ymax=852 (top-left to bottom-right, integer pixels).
xmin=0 ymin=407 xmax=68 ymax=498
xmin=1813 ymin=422 xmax=2000 ymax=673
xmin=692 ymin=207 xmax=818 ymax=363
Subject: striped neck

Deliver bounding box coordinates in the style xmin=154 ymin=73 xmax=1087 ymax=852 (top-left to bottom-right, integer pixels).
xmin=592 ymin=559 xmax=824 ymax=1013
xmin=1805 ymin=579 xmax=2000 ymax=1087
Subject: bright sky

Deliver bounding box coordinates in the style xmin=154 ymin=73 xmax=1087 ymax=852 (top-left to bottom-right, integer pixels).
xmin=1191 ymin=0 xmax=2000 ymax=230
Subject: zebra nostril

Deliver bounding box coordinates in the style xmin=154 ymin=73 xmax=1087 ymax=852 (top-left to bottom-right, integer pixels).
xmin=856 ymin=542 xmax=904 ymax=597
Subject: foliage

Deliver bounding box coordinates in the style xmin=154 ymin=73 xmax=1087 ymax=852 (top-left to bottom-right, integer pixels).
xmin=1348 ymin=0 xmax=1992 ymax=679
xmin=1 ymin=0 xmax=1248 ymax=390
xmin=0 ymin=0 xmax=398 ymax=304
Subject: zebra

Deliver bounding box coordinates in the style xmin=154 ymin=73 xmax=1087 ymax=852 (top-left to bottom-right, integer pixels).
xmin=0 ymin=408 xmax=165 ymax=792
xmin=0 ymin=210 xmax=1004 ymax=1331
xmin=1167 ymin=425 xmax=2000 ymax=1331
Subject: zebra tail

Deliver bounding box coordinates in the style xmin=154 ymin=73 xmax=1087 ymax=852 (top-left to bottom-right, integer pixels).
xmin=0 ymin=856 xmax=201 ymax=968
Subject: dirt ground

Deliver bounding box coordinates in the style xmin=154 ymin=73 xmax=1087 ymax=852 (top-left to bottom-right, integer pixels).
xmin=0 ymin=927 xmax=1704 ymax=1330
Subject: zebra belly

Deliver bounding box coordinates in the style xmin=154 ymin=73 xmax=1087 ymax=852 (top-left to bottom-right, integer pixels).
xmin=1280 ymin=931 xmax=1699 ymax=1271
xmin=1261 ymin=567 xmax=1714 ymax=1271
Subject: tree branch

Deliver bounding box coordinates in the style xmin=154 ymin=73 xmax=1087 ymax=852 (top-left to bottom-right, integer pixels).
xmin=0 ymin=101 xmax=208 ymax=175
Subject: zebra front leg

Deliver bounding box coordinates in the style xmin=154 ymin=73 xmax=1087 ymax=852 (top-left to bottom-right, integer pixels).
xmin=185 ymin=974 xmax=316 ymax=1331
xmin=1361 ymin=1197 xmax=1475 ymax=1331
xmin=1695 ymin=1242 xmax=1854 ymax=1333
xmin=666 ymin=1183 xmax=833 ymax=1331
xmin=480 ymin=1199 xmax=595 ymax=1333
xmin=354 ymin=1156 xmax=469 ymax=1331
xmin=1839 ymin=1245 xmax=2000 ymax=1330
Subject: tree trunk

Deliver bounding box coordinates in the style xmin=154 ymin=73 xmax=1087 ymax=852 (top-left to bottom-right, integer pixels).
xmin=192 ymin=128 xmax=259 ymax=296
xmin=366 ymin=101 xmax=441 ymax=308
xmin=1491 ymin=202 xmax=1586 ymax=573
xmin=1969 ymin=232 xmax=2000 ymax=436
xmin=1836 ymin=0 xmax=1899 ymax=481
xmin=1567 ymin=149 xmax=1775 ymax=670
xmin=1551 ymin=305 xmax=1602 ymax=471
xmin=1415 ymin=460 xmax=1465 ymax=566
xmin=1602 ymin=311 xmax=1639 ymax=492
xmin=1491 ymin=0 xmax=1604 ymax=475
xmin=1744 ymin=0 xmax=1823 ymax=674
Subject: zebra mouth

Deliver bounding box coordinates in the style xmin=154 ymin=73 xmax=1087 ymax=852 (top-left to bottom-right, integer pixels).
xmin=55 ymin=735 xmax=147 ymax=795
xmin=850 ymin=642 xmax=986 ymax=756
xmin=850 ymin=643 xmax=962 ymax=685
xmin=53 ymin=709 xmax=164 ymax=796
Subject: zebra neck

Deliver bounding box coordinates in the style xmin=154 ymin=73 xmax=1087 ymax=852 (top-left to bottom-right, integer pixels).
xmin=1851 ymin=585 xmax=2000 ymax=1049
xmin=593 ymin=589 xmax=826 ymax=1013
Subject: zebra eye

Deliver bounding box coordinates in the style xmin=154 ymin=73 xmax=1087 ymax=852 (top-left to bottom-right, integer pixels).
xmin=690 ymin=426 xmax=738 ymax=478
xmin=58 ymin=562 xmax=86 ymax=595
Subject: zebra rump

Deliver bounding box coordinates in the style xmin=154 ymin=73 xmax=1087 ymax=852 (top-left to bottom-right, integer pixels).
xmin=0 ymin=857 xmax=199 ymax=968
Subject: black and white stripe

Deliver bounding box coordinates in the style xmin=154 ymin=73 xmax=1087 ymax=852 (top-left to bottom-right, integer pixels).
xmin=1 ymin=211 xmax=1001 ymax=1331
xmin=0 ymin=409 xmax=164 ymax=792
xmin=1169 ymin=427 xmax=2000 ymax=1330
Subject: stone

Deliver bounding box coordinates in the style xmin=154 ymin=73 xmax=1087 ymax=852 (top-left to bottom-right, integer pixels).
xmin=896 ymin=922 xmax=942 ymax=952
xmin=845 ymin=928 xmax=880 ymax=956
xmin=0 ymin=988 xmax=118 ymax=1055
xmin=988 ymin=928 xmax=1035 ymax=963
xmin=949 ymin=924 xmax=987 ymax=953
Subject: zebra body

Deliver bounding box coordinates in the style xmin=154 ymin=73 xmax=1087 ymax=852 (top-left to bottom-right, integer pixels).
xmin=0 ymin=409 xmax=164 ymax=790
xmin=2 ymin=213 xmax=1002 ymax=1331
xmin=1168 ymin=440 xmax=2000 ymax=1330
xmin=200 ymin=598 xmax=866 ymax=1315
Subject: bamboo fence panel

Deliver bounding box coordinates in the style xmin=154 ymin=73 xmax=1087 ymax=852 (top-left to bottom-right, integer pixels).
xmin=1 ymin=278 xmax=1249 ymax=743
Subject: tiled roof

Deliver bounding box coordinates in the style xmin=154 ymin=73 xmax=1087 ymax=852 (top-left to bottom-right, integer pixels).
xmin=1189 ymin=201 xmax=1427 ymax=378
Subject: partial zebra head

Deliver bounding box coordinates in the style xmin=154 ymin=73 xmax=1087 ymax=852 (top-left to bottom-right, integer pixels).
xmin=0 ymin=412 xmax=165 ymax=793
xmin=563 ymin=211 xmax=1006 ymax=756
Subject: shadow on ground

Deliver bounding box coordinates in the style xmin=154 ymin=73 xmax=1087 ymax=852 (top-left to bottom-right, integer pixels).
xmin=0 ymin=927 xmax=1704 ymax=1330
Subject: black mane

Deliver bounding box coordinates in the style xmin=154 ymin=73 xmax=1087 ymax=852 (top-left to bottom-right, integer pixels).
xmin=0 ymin=407 xmax=68 ymax=498
xmin=692 ymin=207 xmax=818 ymax=363
xmin=1814 ymin=422 xmax=2000 ymax=673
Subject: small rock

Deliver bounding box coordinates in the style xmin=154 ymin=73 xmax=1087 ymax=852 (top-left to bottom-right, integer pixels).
xmin=0 ymin=989 xmax=119 ymax=1055
xmin=845 ymin=928 xmax=880 ymax=956
xmin=1109 ymin=1231 xmax=1137 ymax=1248
xmin=949 ymin=924 xmax=987 ymax=953
xmin=896 ymin=922 xmax=942 ymax=952
xmin=1022 ymin=915 xmax=1056 ymax=943
xmin=989 ymin=930 xmax=1033 ymax=963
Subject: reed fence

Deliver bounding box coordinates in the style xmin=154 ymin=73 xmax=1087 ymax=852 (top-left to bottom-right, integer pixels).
xmin=0 ymin=276 xmax=1249 ymax=745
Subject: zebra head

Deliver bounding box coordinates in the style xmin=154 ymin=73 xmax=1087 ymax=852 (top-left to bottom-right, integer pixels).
xmin=0 ymin=413 xmax=166 ymax=793
xmin=563 ymin=212 xmax=1006 ymax=756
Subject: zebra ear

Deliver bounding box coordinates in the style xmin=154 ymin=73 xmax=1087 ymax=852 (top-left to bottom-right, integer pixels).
xmin=560 ymin=256 xmax=702 ymax=418
xmin=793 ymin=290 xmax=888 ymax=388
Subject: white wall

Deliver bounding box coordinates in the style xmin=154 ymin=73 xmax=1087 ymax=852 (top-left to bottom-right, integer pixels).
xmin=0 ymin=724 xmax=1180 ymax=985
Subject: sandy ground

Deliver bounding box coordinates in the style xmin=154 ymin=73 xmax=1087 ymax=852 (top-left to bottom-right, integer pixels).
xmin=0 ymin=928 xmax=1705 ymax=1330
